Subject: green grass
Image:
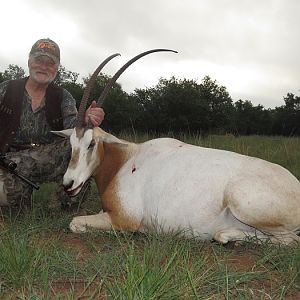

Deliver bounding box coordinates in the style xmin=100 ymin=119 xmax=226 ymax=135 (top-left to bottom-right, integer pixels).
xmin=0 ymin=134 xmax=300 ymax=298
xmin=0 ymin=231 xmax=49 ymax=288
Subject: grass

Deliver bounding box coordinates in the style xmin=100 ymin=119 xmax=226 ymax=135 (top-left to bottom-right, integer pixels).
xmin=0 ymin=134 xmax=300 ymax=299
xmin=0 ymin=231 xmax=48 ymax=288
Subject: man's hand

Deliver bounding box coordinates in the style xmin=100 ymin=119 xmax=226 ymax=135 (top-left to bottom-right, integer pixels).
xmin=85 ymin=101 xmax=105 ymax=127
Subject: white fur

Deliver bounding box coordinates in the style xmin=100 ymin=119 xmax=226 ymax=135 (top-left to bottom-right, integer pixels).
xmin=55 ymin=128 xmax=300 ymax=245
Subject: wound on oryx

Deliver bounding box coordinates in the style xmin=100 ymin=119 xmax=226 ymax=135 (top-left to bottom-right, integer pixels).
xmin=132 ymin=164 xmax=136 ymax=173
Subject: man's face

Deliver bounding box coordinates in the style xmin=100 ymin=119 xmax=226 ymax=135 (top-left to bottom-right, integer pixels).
xmin=28 ymin=55 xmax=59 ymax=84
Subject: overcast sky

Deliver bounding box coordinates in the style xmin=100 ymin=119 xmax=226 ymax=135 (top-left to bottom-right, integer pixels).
xmin=1 ymin=0 xmax=299 ymax=108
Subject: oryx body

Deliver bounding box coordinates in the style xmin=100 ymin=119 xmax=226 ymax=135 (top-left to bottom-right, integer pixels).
xmin=57 ymin=127 xmax=300 ymax=245
xmin=54 ymin=49 xmax=300 ymax=245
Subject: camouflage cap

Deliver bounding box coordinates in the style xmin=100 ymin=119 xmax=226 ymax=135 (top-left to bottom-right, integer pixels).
xmin=29 ymin=38 xmax=60 ymax=64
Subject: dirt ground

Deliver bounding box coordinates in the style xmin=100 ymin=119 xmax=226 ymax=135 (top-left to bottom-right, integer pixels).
xmin=0 ymin=211 xmax=299 ymax=299
xmin=53 ymin=232 xmax=300 ymax=299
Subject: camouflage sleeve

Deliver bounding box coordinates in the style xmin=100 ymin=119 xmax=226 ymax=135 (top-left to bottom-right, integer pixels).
xmin=0 ymin=80 xmax=9 ymax=105
xmin=61 ymin=89 xmax=78 ymax=129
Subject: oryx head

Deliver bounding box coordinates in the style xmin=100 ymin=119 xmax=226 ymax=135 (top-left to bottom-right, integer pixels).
xmin=55 ymin=49 xmax=177 ymax=197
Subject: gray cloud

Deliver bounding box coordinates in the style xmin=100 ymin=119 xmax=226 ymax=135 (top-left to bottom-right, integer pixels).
xmin=1 ymin=0 xmax=299 ymax=108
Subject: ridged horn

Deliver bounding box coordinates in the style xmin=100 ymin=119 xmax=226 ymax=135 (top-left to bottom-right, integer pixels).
xmin=96 ymin=49 xmax=178 ymax=108
xmin=76 ymin=53 xmax=120 ymax=127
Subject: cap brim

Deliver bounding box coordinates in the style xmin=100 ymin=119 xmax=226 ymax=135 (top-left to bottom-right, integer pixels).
xmin=31 ymin=51 xmax=60 ymax=65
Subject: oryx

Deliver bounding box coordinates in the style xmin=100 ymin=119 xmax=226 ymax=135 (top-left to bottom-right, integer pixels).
xmin=54 ymin=50 xmax=300 ymax=245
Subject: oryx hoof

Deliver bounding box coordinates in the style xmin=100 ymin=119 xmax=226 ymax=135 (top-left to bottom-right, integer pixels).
xmin=69 ymin=216 xmax=88 ymax=233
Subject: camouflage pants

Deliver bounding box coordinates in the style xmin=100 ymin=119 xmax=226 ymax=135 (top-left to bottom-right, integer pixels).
xmin=1 ymin=137 xmax=90 ymax=207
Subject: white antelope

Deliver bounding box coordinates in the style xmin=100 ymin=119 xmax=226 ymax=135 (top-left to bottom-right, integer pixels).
xmin=54 ymin=50 xmax=300 ymax=246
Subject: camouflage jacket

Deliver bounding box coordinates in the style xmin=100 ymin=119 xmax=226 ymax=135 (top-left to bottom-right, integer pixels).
xmin=0 ymin=79 xmax=78 ymax=148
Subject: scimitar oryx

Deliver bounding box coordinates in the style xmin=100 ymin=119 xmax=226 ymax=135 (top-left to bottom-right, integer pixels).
xmin=54 ymin=49 xmax=300 ymax=246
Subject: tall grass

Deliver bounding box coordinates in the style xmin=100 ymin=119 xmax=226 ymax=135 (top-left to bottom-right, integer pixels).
xmin=105 ymin=232 xmax=209 ymax=299
xmin=0 ymin=231 xmax=49 ymax=288
xmin=0 ymin=134 xmax=300 ymax=298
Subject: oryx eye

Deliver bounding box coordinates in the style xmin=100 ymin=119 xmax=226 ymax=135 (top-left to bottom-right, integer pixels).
xmin=88 ymin=139 xmax=95 ymax=150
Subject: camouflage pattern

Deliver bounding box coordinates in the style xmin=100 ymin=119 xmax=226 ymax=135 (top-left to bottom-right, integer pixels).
xmin=3 ymin=138 xmax=70 ymax=206
xmin=30 ymin=38 xmax=60 ymax=65
xmin=3 ymin=137 xmax=92 ymax=207
xmin=0 ymin=80 xmax=77 ymax=147
xmin=0 ymin=79 xmax=89 ymax=207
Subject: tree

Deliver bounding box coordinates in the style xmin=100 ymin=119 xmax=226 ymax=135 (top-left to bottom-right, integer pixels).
xmin=82 ymin=73 xmax=139 ymax=133
xmin=273 ymin=93 xmax=300 ymax=135
xmin=199 ymin=76 xmax=234 ymax=133
xmin=2 ymin=63 xmax=300 ymax=136
xmin=132 ymin=77 xmax=211 ymax=134
xmin=132 ymin=76 xmax=235 ymax=135
xmin=0 ymin=64 xmax=26 ymax=82
xmin=54 ymin=66 xmax=83 ymax=104
xmin=232 ymin=100 xmax=272 ymax=135
xmin=54 ymin=65 xmax=79 ymax=85
xmin=284 ymin=93 xmax=300 ymax=110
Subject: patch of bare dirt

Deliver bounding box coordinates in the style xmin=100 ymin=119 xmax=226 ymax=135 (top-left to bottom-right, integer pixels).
xmin=226 ymin=254 xmax=256 ymax=271
xmin=26 ymin=231 xmax=300 ymax=299
xmin=285 ymin=292 xmax=300 ymax=300
xmin=50 ymin=278 xmax=106 ymax=299
xmin=62 ymin=234 xmax=94 ymax=259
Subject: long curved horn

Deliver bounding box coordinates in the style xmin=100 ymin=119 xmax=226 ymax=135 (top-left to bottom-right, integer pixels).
xmin=76 ymin=53 xmax=121 ymax=127
xmin=96 ymin=49 xmax=178 ymax=108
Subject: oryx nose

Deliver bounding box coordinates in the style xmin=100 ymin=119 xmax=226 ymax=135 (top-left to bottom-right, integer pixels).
xmin=64 ymin=180 xmax=74 ymax=191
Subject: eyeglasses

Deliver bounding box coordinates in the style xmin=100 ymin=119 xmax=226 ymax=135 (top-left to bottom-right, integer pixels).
xmin=32 ymin=56 xmax=57 ymax=68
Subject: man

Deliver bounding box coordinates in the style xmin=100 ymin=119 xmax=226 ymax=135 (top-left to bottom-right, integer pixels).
xmin=0 ymin=38 xmax=104 ymax=207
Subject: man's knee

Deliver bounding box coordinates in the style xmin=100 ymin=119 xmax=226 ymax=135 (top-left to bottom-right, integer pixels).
xmin=1 ymin=173 xmax=33 ymax=206
xmin=0 ymin=176 xmax=9 ymax=205
xmin=0 ymin=138 xmax=72 ymax=207
xmin=5 ymin=138 xmax=70 ymax=185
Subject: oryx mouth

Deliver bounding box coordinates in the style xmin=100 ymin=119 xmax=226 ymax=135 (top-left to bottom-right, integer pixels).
xmin=66 ymin=182 xmax=84 ymax=197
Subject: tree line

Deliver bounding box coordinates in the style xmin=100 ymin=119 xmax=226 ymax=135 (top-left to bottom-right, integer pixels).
xmin=1 ymin=64 xmax=300 ymax=136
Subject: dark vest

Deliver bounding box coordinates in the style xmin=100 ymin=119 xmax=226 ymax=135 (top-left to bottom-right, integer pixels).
xmin=0 ymin=77 xmax=64 ymax=153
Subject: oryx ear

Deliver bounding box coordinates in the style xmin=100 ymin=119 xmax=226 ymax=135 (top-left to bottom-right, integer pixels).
xmin=51 ymin=129 xmax=74 ymax=138
xmin=97 ymin=133 xmax=128 ymax=145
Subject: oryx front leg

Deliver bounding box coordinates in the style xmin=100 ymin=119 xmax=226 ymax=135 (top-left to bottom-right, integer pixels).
xmin=70 ymin=211 xmax=113 ymax=233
